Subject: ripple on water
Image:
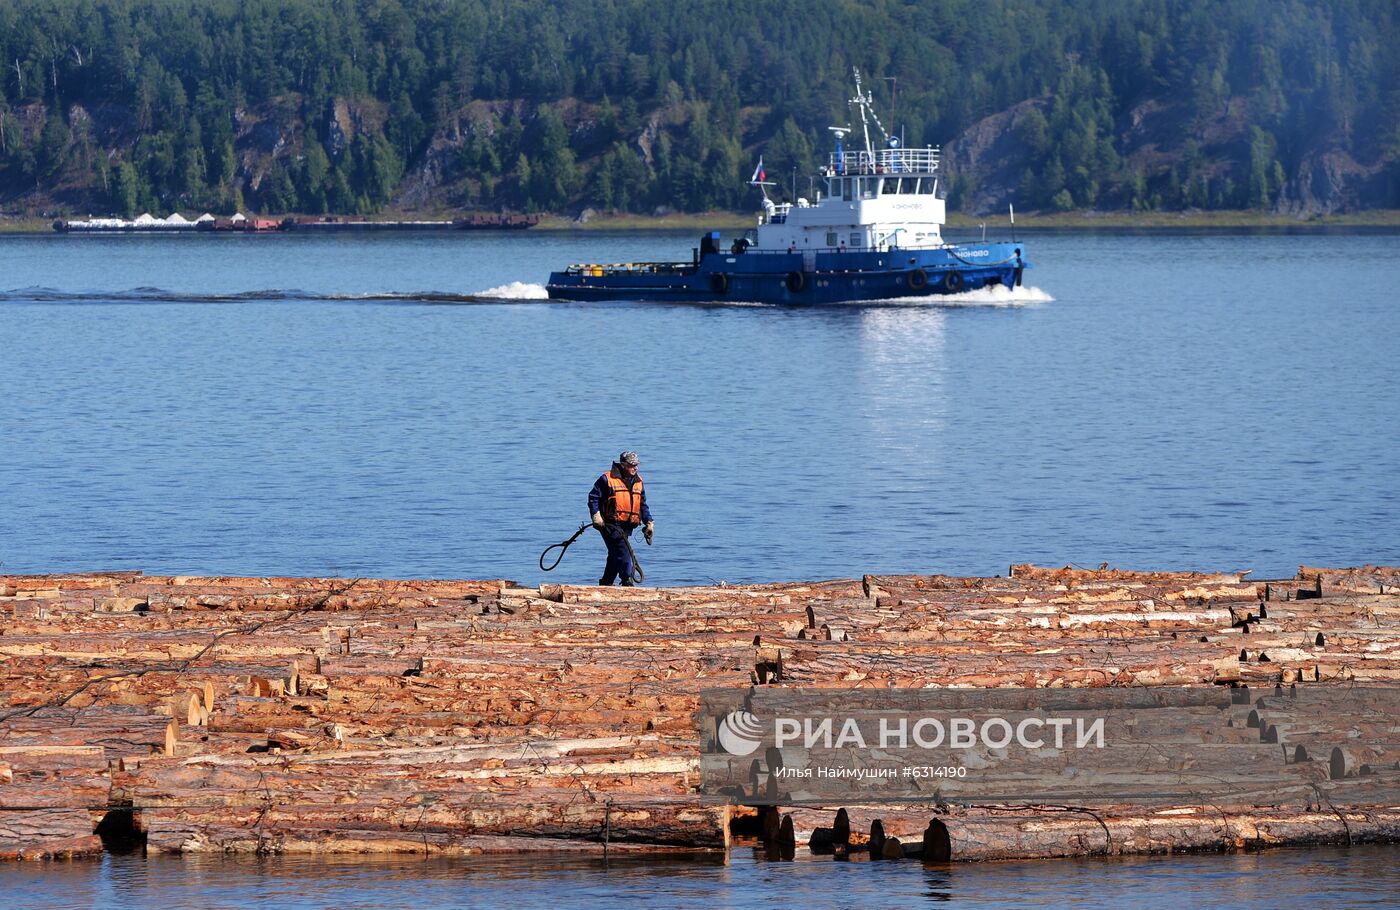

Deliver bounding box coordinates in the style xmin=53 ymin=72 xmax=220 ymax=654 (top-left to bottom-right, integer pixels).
xmin=3 ymin=846 xmax=1400 ymax=909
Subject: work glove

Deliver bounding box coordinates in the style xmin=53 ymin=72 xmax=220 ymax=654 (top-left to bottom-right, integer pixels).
xmin=644 ymin=521 xmax=654 ymax=545
xmin=591 ymin=512 xmax=606 ymax=530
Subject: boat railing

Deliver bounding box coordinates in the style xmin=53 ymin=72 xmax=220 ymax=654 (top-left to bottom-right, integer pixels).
xmin=764 ymin=202 xmax=793 ymax=225
xmin=709 ymin=243 xmax=947 ymax=256
xmin=827 ymin=146 xmax=940 ymax=175
xmin=564 ymin=262 xmax=695 ymax=276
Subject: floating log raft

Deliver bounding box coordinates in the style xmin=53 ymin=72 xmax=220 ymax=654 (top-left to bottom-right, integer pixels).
xmin=2 ymin=565 xmax=1399 ymax=861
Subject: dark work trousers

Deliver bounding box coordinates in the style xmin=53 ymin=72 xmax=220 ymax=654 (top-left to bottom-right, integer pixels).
xmin=597 ymin=524 xmax=636 ymax=585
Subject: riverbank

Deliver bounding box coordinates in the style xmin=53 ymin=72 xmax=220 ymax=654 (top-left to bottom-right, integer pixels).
xmin=3 ymin=564 xmax=1398 ymax=862
xmin=7 ymin=209 xmax=1400 ymax=235
xmin=536 ymin=208 xmax=1400 ymax=231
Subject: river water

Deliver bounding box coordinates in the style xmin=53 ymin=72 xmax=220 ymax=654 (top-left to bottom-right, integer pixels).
xmin=2 ymin=845 xmax=1399 ymax=909
xmin=1 ymin=228 xmax=1396 ymax=585
xmin=2 ymin=228 xmax=1399 ymax=902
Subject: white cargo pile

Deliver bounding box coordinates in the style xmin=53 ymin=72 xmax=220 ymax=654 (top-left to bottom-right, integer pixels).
xmin=57 ymin=212 xmax=228 ymax=232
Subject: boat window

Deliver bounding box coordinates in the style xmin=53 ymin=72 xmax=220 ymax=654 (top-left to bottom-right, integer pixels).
xmin=826 ymin=232 xmax=838 ymax=247
xmin=850 ymin=232 xmax=861 ymax=248
xmin=841 ymin=179 xmax=852 ymax=201
xmin=861 ymin=179 xmax=876 ymax=200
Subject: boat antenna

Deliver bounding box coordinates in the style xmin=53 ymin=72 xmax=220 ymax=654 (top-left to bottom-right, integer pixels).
xmin=851 ymin=69 xmax=872 ymax=161
xmin=850 ymin=67 xmax=892 ymax=161
xmin=1010 ymin=202 xmax=1016 ymax=242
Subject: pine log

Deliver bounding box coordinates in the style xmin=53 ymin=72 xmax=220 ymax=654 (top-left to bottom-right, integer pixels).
xmin=787 ymin=803 xmax=1400 ymax=861
xmin=2 ymin=708 xmax=176 ymax=757
xmin=5 ymin=567 xmax=1400 ymax=861
xmin=0 ymin=810 xmax=103 ymax=859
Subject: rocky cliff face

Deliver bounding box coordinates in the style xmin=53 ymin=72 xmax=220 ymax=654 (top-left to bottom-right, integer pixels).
xmin=390 ymin=99 xmax=542 ymax=212
xmin=1276 ymin=148 xmax=1391 ymax=215
xmin=943 ymin=92 xmax=1393 ymax=217
xmin=943 ymin=99 xmax=1048 ymax=216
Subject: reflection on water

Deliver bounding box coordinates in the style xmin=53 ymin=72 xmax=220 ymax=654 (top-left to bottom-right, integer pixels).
xmin=3 ymin=846 xmax=1399 ymax=909
xmin=859 ymin=304 xmax=950 ymax=442
xmin=859 ymin=303 xmax=949 ymax=360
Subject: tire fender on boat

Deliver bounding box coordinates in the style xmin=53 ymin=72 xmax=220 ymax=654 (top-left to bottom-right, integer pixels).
xmin=710 ymin=272 xmax=729 ymax=296
xmin=785 ymin=271 xmax=806 ymax=293
xmin=906 ymin=268 xmax=928 ymax=291
xmin=944 ymin=270 xmax=964 ymax=292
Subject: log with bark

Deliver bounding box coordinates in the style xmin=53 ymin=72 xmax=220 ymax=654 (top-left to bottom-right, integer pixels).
xmin=3 ymin=565 xmax=1399 ymax=860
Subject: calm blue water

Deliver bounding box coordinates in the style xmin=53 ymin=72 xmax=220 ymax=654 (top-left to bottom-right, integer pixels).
xmin=2 ymin=846 xmax=1399 ymax=909
xmin=3 ymin=230 xmax=1400 ymax=901
xmin=0 ymin=229 xmax=1397 ymax=585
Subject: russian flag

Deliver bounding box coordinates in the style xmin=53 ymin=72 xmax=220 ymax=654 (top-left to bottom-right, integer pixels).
xmin=749 ymin=157 xmax=765 ymax=184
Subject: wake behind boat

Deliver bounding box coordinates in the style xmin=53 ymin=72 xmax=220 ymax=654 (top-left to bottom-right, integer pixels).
xmin=547 ymin=70 xmax=1029 ymax=304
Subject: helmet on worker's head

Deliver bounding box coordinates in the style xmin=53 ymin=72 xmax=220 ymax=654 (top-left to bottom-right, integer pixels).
xmin=618 ymin=451 xmax=640 ymax=467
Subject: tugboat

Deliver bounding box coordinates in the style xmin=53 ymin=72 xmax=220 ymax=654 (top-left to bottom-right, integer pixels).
xmin=546 ymin=69 xmax=1028 ymax=304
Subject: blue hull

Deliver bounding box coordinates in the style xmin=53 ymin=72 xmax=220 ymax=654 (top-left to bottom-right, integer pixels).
xmin=547 ymin=242 xmax=1028 ymax=304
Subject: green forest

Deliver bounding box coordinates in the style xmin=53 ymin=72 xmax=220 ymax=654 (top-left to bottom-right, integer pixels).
xmin=1 ymin=0 xmax=1397 ymax=217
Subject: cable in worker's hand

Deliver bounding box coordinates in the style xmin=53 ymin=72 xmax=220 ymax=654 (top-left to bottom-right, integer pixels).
xmin=540 ymin=522 xmax=591 ymax=572
xmin=620 ymin=530 xmax=645 ymax=584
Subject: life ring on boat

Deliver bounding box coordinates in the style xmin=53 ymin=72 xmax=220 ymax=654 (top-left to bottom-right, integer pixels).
xmin=906 ymin=268 xmax=928 ymax=291
xmin=785 ymin=271 xmax=806 ymax=293
xmin=944 ymin=270 xmax=964 ymax=292
xmin=710 ymin=272 xmax=730 ymax=296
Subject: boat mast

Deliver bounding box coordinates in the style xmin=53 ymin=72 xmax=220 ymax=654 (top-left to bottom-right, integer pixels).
xmin=852 ymin=68 xmax=874 ymax=162
xmin=849 ymin=68 xmax=892 ymax=165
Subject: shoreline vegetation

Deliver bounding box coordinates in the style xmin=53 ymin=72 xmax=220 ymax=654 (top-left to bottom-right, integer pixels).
xmin=6 ymin=209 xmax=1400 ymax=235
xmin=1 ymin=2 xmax=1397 ymax=223
xmin=540 ymin=209 xmax=1400 ymax=231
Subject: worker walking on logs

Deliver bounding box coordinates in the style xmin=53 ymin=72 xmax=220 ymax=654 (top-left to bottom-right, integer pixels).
xmin=589 ymin=450 xmax=654 ymax=586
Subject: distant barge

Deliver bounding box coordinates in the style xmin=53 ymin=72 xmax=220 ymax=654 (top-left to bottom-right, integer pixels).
xmin=286 ymin=213 xmax=540 ymax=232
xmin=52 ymin=212 xmax=538 ymax=233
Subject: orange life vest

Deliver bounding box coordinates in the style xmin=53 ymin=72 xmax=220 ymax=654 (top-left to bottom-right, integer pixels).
xmin=604 ymin=471 xmax=645 ymax=524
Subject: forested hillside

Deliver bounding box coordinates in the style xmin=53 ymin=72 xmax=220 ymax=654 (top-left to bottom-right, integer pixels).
xmin=1 ymin=0 xmax=1397 ymax=217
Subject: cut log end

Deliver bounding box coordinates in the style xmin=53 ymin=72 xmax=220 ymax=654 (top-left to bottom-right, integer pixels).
xmin=833 ymin=807 xmax=850 ymax=845
xmin=923 ymin=819 xmax=952 ymax=863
